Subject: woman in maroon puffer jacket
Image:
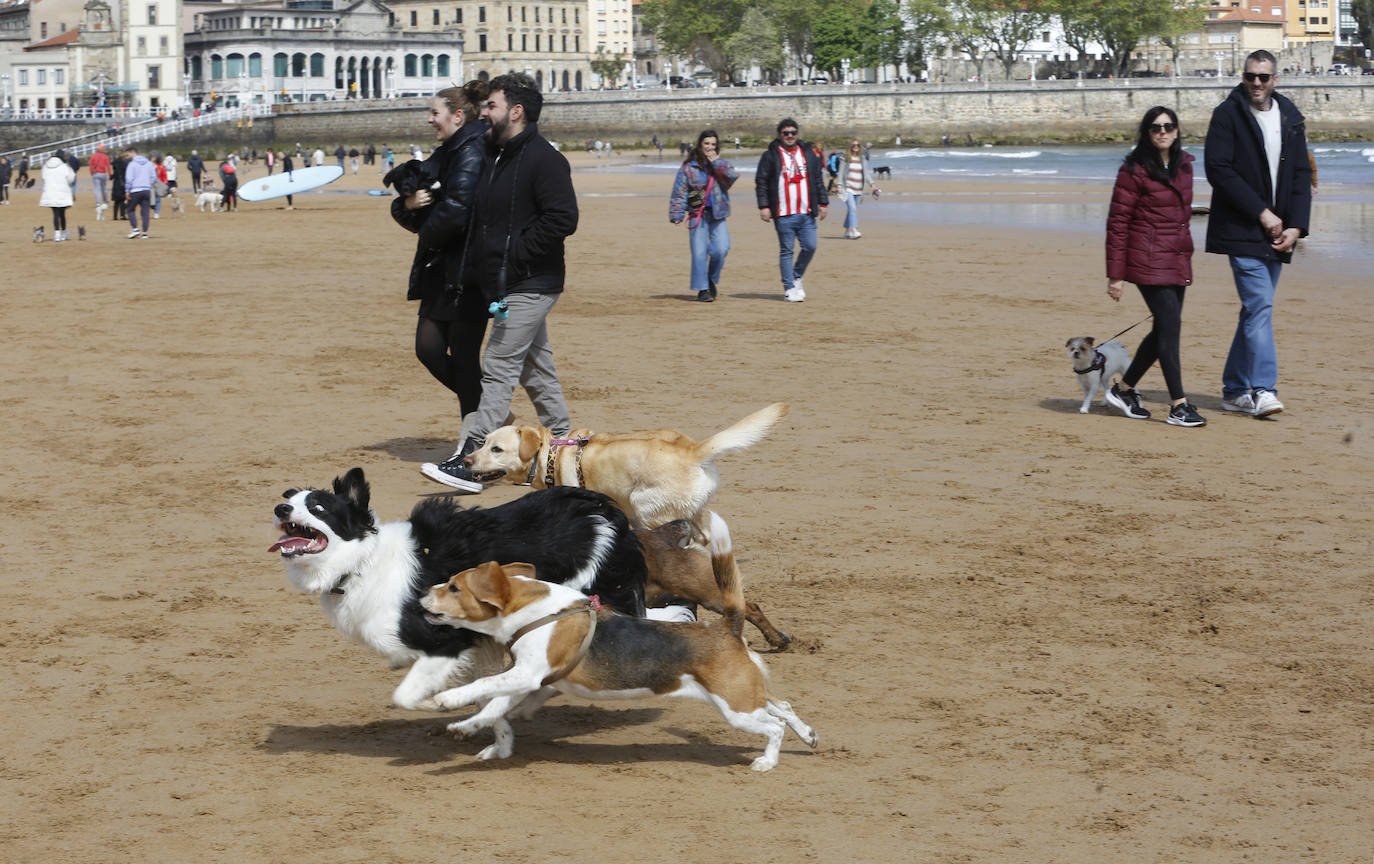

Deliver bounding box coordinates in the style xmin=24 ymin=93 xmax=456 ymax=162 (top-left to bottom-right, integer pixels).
xmin=1104 ymin=106 xmax=1206 ymax=428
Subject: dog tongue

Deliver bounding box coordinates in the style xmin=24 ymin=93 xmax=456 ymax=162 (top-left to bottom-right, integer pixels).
xmin=270 ymin=536 xmax=316 ymax=554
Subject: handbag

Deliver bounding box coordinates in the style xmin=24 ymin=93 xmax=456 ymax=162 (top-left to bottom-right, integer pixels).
xmin=154 ymin=180 xmax=170 ymax=197
xmin=688 ymin=173 xmax=715 ymax=227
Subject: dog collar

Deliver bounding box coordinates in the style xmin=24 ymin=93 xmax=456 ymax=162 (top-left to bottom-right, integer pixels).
xmin=1075 ymin=350 xmax=1106 ymax=376
xmin=327 ymin=573 xmax=355 ymax=595
xmin=543 ymin=436 xmax=591 ymax=488
xmin=508 ymin=603 xmax=599 ymax=687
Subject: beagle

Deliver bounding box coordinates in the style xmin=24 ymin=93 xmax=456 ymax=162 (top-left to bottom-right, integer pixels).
xmin=420 ymin=561 xmax=818 ymax=771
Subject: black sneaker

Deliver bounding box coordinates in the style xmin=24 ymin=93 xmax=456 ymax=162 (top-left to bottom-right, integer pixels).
xmin=697 ymin=289 xmax=714 ymax=302
xmin=1104 ymin=383 xmax=1150 ymax=419
xmin=707 ymin=281 xmax=718 ymax=300
xmin=1166 ymin=401 xmax=1207 ymax=427
xmin=420 ymin=455 xmax=485 ymax=492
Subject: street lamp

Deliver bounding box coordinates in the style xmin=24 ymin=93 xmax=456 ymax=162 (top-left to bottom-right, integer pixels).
xmin=182 ymin=71 xmax=190 ymax=108
xmin=1215 ymin=51 xmax=1223 ymax=78
xmin=841 ymin=57 xmax=850 ymax=85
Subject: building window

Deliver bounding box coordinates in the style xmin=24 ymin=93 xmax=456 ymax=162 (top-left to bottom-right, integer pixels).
xmin=160 ymin=35 xmax=168 ymax=54
xmin=521 ymin=6 xmax=527 ymax=22
xmin=508 ymin=33 xmax=513 ymax=50
xmin=479 ymin=6 xmax=485 ymax=22
xmin=137 ymin=36 xmax=147 ymax=56
xmin=404 ymin=54 xmax=417 ymax=76
xmin=562 ymin=35 xmax=567 ymax=52
xmin=310 ymin=52 xmax=325 ymax=76
xmin=274 ymin=52 xmax=288 ymax=76
xmin=421 ymin=54 xmax=434 ymax=76
xmin=149 ymin=65 xmax=160 ymax=88
xmin=479 ymin=34 xmax=487 ymax=51
xmin=433 ymin=10 xmax=440 ymax=24
xmin=211 ymin=56 xmax=223 ymax=78
xmin=575 ymin=35 xmax=580 ymax=51
xmin=54 ymin=69 xmax=64 ymax=84
xmin=40 ymin=22 xmax=46 ymax=38
xmin=226 ymin=54 xmax=244 ymax=76
xmin=249 ymin=52 xmax=262 ymax=76
xmin=410 ymin=10 xmax=417 ymax=25
xmin=148 ymin=4 xmax=157 ymax=25
xmin=535 ymin=34 xmax=540 ymax=51
xmin=562 ymin=8 xmax=566 ymax=23
xmin=522 ymin=34 xmax=527 ymax=49
xmin=437 ymin=54 xmax=449 ymax=76
xmin=456 ymin=8 xmax=462 ymax=23
xmin=507 ymin=6 xmax=512 ymax=20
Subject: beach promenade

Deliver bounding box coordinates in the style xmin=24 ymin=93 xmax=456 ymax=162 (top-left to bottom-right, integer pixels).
xmin=2 ymin=154 xmax=1371 ymax=863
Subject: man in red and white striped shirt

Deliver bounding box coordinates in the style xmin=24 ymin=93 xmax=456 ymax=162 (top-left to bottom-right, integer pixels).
xmin=755 ymin=118 xmax=828 ymax=302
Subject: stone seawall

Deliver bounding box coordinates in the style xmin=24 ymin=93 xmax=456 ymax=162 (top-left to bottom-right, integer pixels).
xmin=4 ymin=82 xmax=1372 ymax=155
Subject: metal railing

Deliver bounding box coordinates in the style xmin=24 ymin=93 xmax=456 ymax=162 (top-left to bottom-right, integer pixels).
xmin=2 ymin=103 xmax=273 ymax=162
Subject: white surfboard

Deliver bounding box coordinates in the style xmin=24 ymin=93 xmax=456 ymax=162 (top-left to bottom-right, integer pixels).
xmin=238 ymin=164 xmax=344 ymax=202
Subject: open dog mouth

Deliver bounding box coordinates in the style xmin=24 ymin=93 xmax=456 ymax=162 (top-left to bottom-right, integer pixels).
xmin=270 ymin=519 xmax=328 ymax=557
xmin=471 ymin=469 xmax=506 ymax=484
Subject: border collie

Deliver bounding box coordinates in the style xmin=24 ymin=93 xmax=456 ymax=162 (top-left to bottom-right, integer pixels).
xmin=271 ymin=467 xmax=648 ymax=711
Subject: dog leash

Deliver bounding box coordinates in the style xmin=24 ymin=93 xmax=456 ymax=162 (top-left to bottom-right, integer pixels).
xmin=507 ymin=602 xmax=600 ymax=687
xmin=1099 ymin=314 xmax=1153 ymax=345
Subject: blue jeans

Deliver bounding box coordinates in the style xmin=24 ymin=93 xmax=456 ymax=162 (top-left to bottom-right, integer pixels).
xmin=774 ymin=213 xmax=817 ymax=291
xmin=688 ymin=212 xmax=729 ymax=293
xmin=843 ymin=194 xmax=859 ymax=229
xmin=1222 ymin=255 xmax=1282 ymax=399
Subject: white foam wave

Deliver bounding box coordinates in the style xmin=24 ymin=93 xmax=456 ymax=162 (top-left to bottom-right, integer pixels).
xmin=886 ymin=148 xmax=1042 ymax=159
xmin=1012 ymin=168 xmax=1059 ymax=175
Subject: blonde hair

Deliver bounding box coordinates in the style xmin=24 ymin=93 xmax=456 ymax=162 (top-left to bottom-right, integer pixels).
xmin=434 ymin=80 xmax=490 ymax=123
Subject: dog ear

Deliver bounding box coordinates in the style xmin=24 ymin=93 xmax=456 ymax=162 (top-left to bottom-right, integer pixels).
xmin=1085 ymin=337 xmax=1095 ymax=346
xmin=333 ymin=467 xmax=370 ymax=511
xmin=461 ymin=561 xmax=511 ymax=611
xmin=500 ymin=562 xmax=539 ymax=581
xmin=518 ymin=428 xmax=542 ymax=464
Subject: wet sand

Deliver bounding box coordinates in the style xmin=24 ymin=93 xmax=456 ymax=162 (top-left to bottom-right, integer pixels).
xmin=2 ymin=154 xmax=1371 ymax=863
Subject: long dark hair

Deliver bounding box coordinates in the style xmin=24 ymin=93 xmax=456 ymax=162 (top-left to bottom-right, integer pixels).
xmin=686 ymin=128 xmax=719 ymax=173
xmin=1125 ymin=106 xmax=1182 ymax=183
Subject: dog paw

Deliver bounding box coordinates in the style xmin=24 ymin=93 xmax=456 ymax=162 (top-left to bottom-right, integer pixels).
xmin=475 ymin=742 xmax=513 ymax=761
xmin=432 ymin=689 xmax=467 ymax=711
xmin=750 ymin=755 xmax=778 ymax=772
xmin=445 ymin=718 xmax=478 ymax=739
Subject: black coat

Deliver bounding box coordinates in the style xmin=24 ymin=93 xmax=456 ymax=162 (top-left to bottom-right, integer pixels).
xmin=391 ymin=119 xmax=489 ymax=301
xmin=1204 ymin=85 xmax=1312 ymax=263
xmin=754 ymin=138 xmax=829 ymax=217
xmin=463 ymin=122 xmax=577 ymax=299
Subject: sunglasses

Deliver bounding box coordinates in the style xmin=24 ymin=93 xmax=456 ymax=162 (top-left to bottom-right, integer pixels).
xmin=1243 ymin=72 xmax=1273 ymax=83
xmin=1149 ymin=122 xmax=1177 ymax=134
xmin=780 ymin=129 xmax=799 ymax=136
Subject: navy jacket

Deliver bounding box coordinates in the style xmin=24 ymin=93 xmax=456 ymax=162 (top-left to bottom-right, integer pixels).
xmin=1204 ymin=85 xmax=1311 ymax=263
xmin=754 ymin=139 xmax=829 ymax=217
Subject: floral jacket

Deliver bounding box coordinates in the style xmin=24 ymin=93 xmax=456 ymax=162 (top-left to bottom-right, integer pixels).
xmin=669 ymin=158 xmax=737 ymax=223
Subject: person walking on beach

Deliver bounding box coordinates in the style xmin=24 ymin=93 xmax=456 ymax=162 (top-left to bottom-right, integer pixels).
xmin=755 ymin=118 xmax=828 ymax=302
xmin=218 ymin=156 xmax=239 ymax=212
xmin=669 ymin=128 xmax=737 ymax=302
xmin=89 ymin=145 xmax=111 ymax=219
xmin=421 ymin=72 xmax=577 ymax=492
xmin=278 ymin=152 xmax=295 ymax=209
xmin=1205 ymin=49 xmax=1311 ymax=418
xmin=0 ymin=156 xmax=11 ymax=205
xmin=264 ymin=149 xmax=275 ymax=176
xmin=111 ymin=149 xmax=128 ymax=221
xmin=1104 ymin=106 xmax=1206 ymax=428
xmin=391 ymin=81 xmax=493 ymax=457
xmin=123 ymin=146 xmax=155 ymax=239
xmin=39 ymin=150 xmax=77 ymax=241
xmin=839 ymin=139 xmax=870 ymax=239
xmin=188 ymin=150 xmax=205 ymax=193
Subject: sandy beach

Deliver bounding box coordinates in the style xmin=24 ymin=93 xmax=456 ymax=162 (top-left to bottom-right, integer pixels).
xmin=2 ymin=153 xmax=1371 ymax=863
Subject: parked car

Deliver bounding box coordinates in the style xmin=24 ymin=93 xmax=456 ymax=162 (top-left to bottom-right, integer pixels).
xmin=1363 ymin=67 xmax=1374 ymax=76
xmin=1327 ymin=64 xmax=1351 ymax=75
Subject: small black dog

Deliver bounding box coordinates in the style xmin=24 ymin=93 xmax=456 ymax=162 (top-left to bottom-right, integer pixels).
xmin=873 ymin=166 xmax=892 ymax=179
xmin=382 ymin=158 xmax=440 ymax=198
xmin=77 ymin=225 xmax=87 ymax=240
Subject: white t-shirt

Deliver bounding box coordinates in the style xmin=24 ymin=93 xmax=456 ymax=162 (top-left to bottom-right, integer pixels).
xmin=163 ymin=155 xmax=177 ymax=181
xmin=1249 ymin=102 xmax=1282 ymax=205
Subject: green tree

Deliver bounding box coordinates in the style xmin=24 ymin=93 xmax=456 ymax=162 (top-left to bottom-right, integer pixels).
xmin=761 ymin=0 xmax=826 ymax=79
xmin=590 ymin=48 xmax=627 ymax=88
xmin=1047 ymin=0 xmax=1101 ymax=78
xmin=970 ymin=0 xmax=1050 ymax=79
xmin=860 ymin=0 xmax=906 ymax=77
xmin=1153 ymin=0 xmax=1209 ymax=77
xmin=902 ymin=0 xmax=952 ymax=78
xmin=640 ymin=0 xmax=749 ymax=79
xmin=811 ymin=1 xmax=866 ymax=79
xmin=1352 ymin=0 xmax=1374 ymax=58
xmin=945 ymin=0 xmax=990 ymax=80
xmin=722 ymin=8 xmax=787 ymax=83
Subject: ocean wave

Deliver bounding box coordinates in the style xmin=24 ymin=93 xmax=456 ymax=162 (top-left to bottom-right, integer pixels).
xmin=1012 ymin=168 xmax=1059 ymax=175
xmin=884 ymin=148 xmax=1042 ymax=159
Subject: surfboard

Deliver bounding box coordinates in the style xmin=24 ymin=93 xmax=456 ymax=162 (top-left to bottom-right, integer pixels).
xmin=237 ymin=164 xmax=344 ymax=202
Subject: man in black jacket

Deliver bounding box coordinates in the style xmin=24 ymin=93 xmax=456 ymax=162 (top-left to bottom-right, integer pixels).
xmin=422 ymin=72 xmax=577 ymax=492
xmin=1204 ymin=49 xmax=1311 ymax=418
xmin=755 ymin=118 xmax=828 ymax=302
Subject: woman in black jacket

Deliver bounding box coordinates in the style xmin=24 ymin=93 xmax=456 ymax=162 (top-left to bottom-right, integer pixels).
xmin=391 ymin=80 xmax=491 ymax=438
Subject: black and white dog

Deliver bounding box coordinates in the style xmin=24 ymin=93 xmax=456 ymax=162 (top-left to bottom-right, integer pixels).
xmin=271 ymin=467 xmax=648 ymax=711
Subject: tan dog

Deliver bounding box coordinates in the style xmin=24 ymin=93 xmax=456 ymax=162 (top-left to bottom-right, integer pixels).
xmin=420 ymin=561 xmax=818 ymax=771
xmin=638 ymin=513 xmax=791 ymax=650
xmin=461 ymin=403 xmax=789 ymax=536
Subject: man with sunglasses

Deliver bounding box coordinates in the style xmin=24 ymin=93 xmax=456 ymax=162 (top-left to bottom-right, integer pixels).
xmin=755 ymin=118 xmax=828 ymax=302
xmin=1204 ymin=49 xmax=1311 ymax=418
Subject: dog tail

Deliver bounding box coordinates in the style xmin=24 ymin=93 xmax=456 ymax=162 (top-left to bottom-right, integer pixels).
xmin=696 ymin=403 xmax=789 ymax=461
xmin=706 ymin=511 xmax=746 ymax=639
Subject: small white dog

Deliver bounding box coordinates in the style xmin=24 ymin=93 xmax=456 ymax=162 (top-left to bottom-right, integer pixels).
xmin=1065 ymin=337 xmax=1131 ymax=414
xmin=95 ymin=202 xmax=108 ymax=221
xmin=195 ymin=190 xmax=223 ymax=212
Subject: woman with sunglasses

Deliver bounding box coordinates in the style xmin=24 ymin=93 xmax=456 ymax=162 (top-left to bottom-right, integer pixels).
xmin=669 ymin=129 xmax=738 ymax=302
xmin=1104 ymin=106 xmax=1206 ymax=428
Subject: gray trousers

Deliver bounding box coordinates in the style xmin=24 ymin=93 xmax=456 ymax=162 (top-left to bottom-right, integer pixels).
xmin=467 ymin=292 xmax=571 ymax=443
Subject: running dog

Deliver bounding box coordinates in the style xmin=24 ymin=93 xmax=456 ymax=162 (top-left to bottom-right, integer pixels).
xmin=271 ymin=467 xmax=649 ymax=712
xmin=638 ymin=515 xmax=792 ymax=650
xmin=77 ymin=225 xmax=86 ymax=240
xmin=420 ymin=561 xmax=819 ymax=770
xmin=448 ymin=403 xmax=790 ymax=537
xmin=873 ymin=165 xmax=891 ymax=179
xmin=1065 ymin=336 xmax=1131 ymax=414
xmin=32 ymin=226 xmax=44 ymax=243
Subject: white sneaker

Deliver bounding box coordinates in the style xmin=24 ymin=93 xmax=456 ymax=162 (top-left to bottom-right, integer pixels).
xmin=128 ymin=229 xmax=140 ymax=239
xmin=1221 ymin=393 xmax=1255 ymax=413
xmin=783 ymin=287 xmax=804 ymax=303
xmin=792 ymin=278 xmax=805 ymax=300
xmin=852 ymin=229 xmax=861 ymax=238
xmin=152 ymin=212 xmax=159 ymax=220
xmin=1253 ymin=390 xmax=1284 ymax=417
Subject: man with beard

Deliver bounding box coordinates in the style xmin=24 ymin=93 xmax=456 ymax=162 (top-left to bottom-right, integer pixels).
xmin=1204 ymin=49 xmax=1311 ymax=419
xmin=421 ymin=72 xmax=577 ymax=492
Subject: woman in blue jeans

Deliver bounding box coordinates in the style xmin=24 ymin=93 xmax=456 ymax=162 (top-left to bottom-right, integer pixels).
xmin=669 ymin=129 xmax=737 ymax=302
